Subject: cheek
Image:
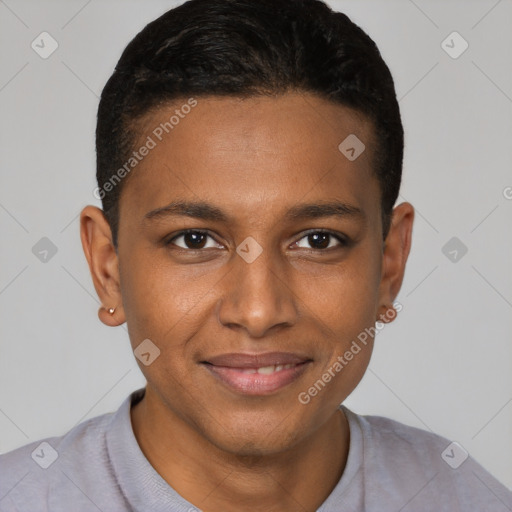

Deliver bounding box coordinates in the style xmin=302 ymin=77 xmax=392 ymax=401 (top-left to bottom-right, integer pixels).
xmin=299 ymin=244 xmax=381 ymax=386
xmin=303 ymin=248 xmax=381 ymax=333
xmin=328 ymin=251 xmax=381 ymax=382
xmin=119 ymin=251 xmax=216 ymax=353
xmin=119 ymin=261 xmax=203 ymax=394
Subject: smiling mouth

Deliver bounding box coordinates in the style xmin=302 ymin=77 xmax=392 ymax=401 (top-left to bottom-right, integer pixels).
xmin=230 ymin=363 xmax=300 ymax=375
xmin=201 ymin=352 xmax=312 ymax=395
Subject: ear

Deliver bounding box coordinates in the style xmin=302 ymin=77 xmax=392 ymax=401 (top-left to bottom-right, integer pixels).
xmin=79 ymin=205 xmax=125 ymax=326
xmin=377 ymin=202 xmax=414 ymax=323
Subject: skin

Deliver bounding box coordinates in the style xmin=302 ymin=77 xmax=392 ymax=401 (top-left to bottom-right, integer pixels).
xmin=80 ymin=92 xmax=414 ymax=512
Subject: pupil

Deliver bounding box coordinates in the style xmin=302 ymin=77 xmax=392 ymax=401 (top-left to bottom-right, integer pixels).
xmin=309 ymin=233 xmax=329 ymax=249
xmin=185 ymin=232 xmax=206 ymax=249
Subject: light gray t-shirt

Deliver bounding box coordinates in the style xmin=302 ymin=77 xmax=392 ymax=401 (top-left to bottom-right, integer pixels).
xmin=1 ymin=388 xmax=511 ymax=511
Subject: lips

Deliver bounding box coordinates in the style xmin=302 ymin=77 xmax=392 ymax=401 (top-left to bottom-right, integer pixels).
xmin=205 ymin=352 xmax=309 ymax=368
xmin=201 ymin=352 xmax=312 ymax=395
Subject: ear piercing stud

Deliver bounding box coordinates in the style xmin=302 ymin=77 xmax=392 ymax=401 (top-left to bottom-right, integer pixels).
xmin=108 ymin=307 xmax=116 ymax=315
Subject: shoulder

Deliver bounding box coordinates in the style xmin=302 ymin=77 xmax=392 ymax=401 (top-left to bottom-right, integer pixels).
xmin=0 ymin=409 xmax=114 ymax=468
xmin=343 ymin=407 xmax=512 ymax=511
xmin=350 ymin=409 xmax=451 ymax=465
xmin=0 ymin=410 xmax=117 ymax=512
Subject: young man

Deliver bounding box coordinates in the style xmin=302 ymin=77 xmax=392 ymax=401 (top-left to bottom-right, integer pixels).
xmin=1 ymin=0 xmax=511 ymax=510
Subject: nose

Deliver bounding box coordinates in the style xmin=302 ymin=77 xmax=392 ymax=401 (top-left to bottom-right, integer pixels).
xmin=216 ymin=244 xmax=298 ymax=339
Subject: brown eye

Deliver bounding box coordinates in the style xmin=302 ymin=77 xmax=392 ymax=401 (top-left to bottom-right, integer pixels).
xmin=166 ymin=230 xmax=222 ymax=250
xmin=295 ymin=231 xmax=347 ymax=250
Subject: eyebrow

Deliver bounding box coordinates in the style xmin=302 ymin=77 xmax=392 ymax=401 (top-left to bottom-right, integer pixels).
xmin=143 ymin=200 xmax=364 ymax=224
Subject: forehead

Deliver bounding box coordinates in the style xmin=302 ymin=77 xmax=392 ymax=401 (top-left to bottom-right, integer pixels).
xmin=137 ymin=92 xmax=374 ymax=161
xmin=119 ymin=92 xmax=378 ymax=225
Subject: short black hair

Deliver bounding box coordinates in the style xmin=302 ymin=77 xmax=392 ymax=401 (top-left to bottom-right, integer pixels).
xmin=96 ymin=0 xmax=403 ymax=249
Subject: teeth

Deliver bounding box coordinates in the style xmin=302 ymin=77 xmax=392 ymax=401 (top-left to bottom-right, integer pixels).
xmin=255 ymin=363 xmax=296 ymax=375
xmin=257 ymin=365 xmax=276 ymax=375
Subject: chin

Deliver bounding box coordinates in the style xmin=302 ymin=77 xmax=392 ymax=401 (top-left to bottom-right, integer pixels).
xmin=213 ymin=433 xmax=294 ymax=460
xmin=202 ymin=412 xmax=306 ymax=459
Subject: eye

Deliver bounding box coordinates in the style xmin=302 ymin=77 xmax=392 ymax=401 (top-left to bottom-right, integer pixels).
xmin=166 ymin=229 xmax=348 ymax=252
xmin=166 ymin=230 xmax=223 ymax=250
xmin=294 ymin=230 xmax=348 ymax=250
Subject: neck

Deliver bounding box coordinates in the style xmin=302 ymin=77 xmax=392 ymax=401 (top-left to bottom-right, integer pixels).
xmin=131 ymin=388 xmax=349 ymax=512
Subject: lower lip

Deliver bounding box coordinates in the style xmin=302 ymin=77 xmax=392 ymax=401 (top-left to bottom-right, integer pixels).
xmin=203 ymin=362 xmax=311 ymax=395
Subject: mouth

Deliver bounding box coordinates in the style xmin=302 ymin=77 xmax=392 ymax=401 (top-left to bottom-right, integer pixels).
xmin=201 ymin=352 xmax=313 ymax=395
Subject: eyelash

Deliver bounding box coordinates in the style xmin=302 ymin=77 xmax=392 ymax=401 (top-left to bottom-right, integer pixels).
xmin=165 ymin=229 xmax=349 ymax=251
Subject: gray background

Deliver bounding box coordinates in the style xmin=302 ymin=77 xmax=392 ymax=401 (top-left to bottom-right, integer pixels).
xmin=1 ymin=0 xmax=511 ymax=489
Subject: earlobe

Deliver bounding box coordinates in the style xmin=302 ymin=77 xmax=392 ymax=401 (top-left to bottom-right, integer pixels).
xmin=377 ymin=303 xmax=398 ymax=324
xmin=79 ymin=206 xmax=125 ymax=326
xmin=377 ymin=202 xmax=414 ymax=317
xmin=98 ymin=304 xmax=126 ymax=327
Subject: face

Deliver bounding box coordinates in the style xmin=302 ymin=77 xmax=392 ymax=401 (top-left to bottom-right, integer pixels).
xmin=82 ymin=92 xmax=412 ymax=457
